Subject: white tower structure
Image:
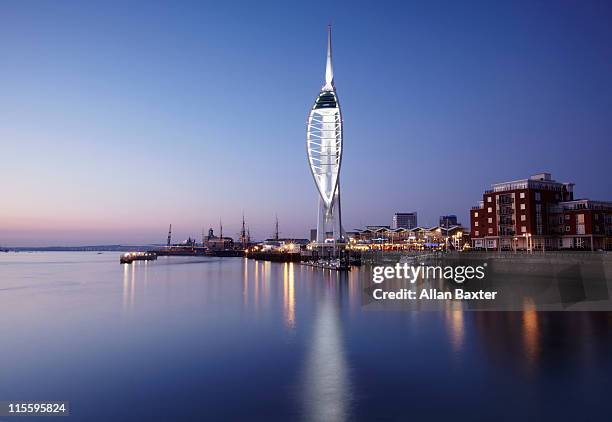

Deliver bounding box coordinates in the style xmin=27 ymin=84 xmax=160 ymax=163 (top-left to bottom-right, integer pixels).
xmin=307 ymin=26 xmax=344 ymax=243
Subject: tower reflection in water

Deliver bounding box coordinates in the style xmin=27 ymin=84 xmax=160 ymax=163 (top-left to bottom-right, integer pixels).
xmin=302 ymin=281 xmax=351 ymax=422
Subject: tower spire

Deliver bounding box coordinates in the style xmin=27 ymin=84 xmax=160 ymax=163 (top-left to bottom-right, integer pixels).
xmin=323 ymin=25 xmax=334 ymax=91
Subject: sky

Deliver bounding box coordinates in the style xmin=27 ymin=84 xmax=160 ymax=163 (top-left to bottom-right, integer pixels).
xmin=1 ymin=0 xmax=611 ymax=246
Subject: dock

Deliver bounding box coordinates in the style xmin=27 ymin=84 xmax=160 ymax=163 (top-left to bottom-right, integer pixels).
xmin=246 ymin=248 xmax=354 ymax=271
xmin=301 ymin=259 xmax=351 ymax=271
xmin=153 ymin=246 xmax=244 ymax=257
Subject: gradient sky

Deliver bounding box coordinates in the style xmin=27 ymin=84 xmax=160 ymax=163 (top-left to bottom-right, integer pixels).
xmin=1 ymin=0 xmax=611 ymax=246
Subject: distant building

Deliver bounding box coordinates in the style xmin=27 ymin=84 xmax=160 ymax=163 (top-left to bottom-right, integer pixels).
xmin=310 ymin=229 xmax=317 ymax=242
xmin=205 ymin=228 xmax=234 ymax=251
xmin=439 ymin=215 xmax=458 ymax=227
xmin=392 ymin=213 xmax=417 ymax=230
xmin=470 ymin=172 xmax=612 ymax=251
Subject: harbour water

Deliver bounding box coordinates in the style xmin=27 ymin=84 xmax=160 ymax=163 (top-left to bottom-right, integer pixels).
xmin=1 ymin=252 xmax=611 ymax=421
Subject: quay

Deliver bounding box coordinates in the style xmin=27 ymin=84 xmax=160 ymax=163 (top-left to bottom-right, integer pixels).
xmin=301 ymin=259 xmax=351 ymax=271
xmin=246 ymin=251 xmax=301 ymax=263
xmin=246 ymin=245 xmax=355 ymax=271
xmin=154 ymin=246 xmax=244 ymax=257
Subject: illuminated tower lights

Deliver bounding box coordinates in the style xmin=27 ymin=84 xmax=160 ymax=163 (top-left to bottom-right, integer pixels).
xmin=307 ymin=26 xmax=344 ymax=243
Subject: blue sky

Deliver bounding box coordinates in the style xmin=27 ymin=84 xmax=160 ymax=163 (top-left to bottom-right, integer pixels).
xmin=1 ymin=0 xmax=611 ymax=245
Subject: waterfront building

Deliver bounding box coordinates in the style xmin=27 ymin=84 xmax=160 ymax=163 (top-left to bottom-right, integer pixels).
xmin=349 ymin=225 xmax=468 ymax=250
xmin=391 ymin=212 xmax=418 ymax=229
xmin=307 ymin=26 xmax=344 ymax=243
xmin=470 ymin=173 xmax=612 ymax=251
xmin=366 ymin=225 xmax=390 ymax=231
xmin=205 ymin=228 xmax=234 ymax=251
xmin=555 ymin=200 xmax=612 ymax=250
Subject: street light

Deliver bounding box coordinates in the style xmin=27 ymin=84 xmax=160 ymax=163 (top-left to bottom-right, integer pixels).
xmin=526 ymin=233 xmax=532 ymax=253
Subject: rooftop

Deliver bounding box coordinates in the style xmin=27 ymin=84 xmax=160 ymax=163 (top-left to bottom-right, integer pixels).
xmin=559 ymin=199 xmax=612 ymax=211
xmin=486 ymin=173 xmax=574 ymax=194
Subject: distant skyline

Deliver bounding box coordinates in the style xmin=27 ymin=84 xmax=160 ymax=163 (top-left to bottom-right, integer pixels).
xmin=2 ymin=0 xmax=612 ymax=246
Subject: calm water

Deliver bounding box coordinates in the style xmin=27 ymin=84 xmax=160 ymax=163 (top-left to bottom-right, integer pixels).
xmin=1 ymin=252 xmax=611 ymax=421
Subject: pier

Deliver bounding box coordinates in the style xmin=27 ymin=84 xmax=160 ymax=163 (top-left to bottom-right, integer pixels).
xmin=245 ymin=243 xmax=356 ymax=271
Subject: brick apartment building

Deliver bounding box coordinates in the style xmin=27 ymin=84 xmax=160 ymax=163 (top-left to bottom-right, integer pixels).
xmin=470 ymin=173 xmax=612 ymax=251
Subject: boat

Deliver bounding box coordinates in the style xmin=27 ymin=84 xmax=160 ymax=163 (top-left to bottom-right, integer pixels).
xmin=120 ymin=252 xmax=157 ymax=264
xmin=302 ymin=258 xmax=350 ymax=271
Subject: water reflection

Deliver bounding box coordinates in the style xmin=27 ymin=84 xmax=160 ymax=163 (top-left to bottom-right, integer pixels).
xmin=122 ymin=262 xmax=138 ymax=312
xmin=243 ymin=258 xmax=248 ymax=306
xmin=283 ymin=263 xmax=295 ymax=329
xmin=122 ymin=263 xmax=129 ymax=310
xmin=302 ymin=292 xmax=351 ymax=422
xmin=263 ymin=261 xmax=271 ymax=308
xmin=122 ymin=261 xmax=151 ymax=311
xmin=445 ymin=309 xmax=465 ymax=354
xmin=130 ymin=262 xmax=136 ymax=308
xmin=522 ymin=299 xmax=539 ymax=369
xmin=4 ymin=253 xmax=612 ymax=420
xmin=254 ymin=260 xmax=259 ymax=312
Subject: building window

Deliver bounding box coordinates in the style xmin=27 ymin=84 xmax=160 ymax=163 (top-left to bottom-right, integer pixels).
xmin=535 ymin=192 xmax=541 ymax=201
xmin=520 ymin=192 xmax=525 ymax=199
xmin=474 ymin=221 xmax=479 ymax=227
xmin=487 ymin=207 xmax=492 ymax=213
xmin=565 ymin=226 xmax=570 ymax=232
xmin=487 ymin=218 xmax=492 ymax=223
xmin=488 ymin=228 xmax=493 ymax=234
xmin=521 ymin=215 xmax=526 ymax=221
xmin=487 ymin=197 xmax=492 ymax=203
xmin=474 ymin=212 xmax=478 ymax=217
xmin=594 ymin=214 xmax=599 ymax=221
xmin=521 ymin=226 xmax=526 ymax=233
xmin=475 ymin=231 xmax=479 ymax=236
xmin=565 ymin=214 xmax=570 ymax=220
xmin=520 ymin=204 xmax=526 ymax=210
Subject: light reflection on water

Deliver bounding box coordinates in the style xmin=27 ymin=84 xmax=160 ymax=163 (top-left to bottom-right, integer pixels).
xmin=445 ymin=309 xmax=465 ymax=354
xmin=283 ymin=263 xmax=296 ymax=330
xmin=303 ymin=291 xmax=351 ymax=422
xmin=522 ymin=298 xmax=540 ymax=369
xmin=1 ymin=252 xmax=612 ymax=421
